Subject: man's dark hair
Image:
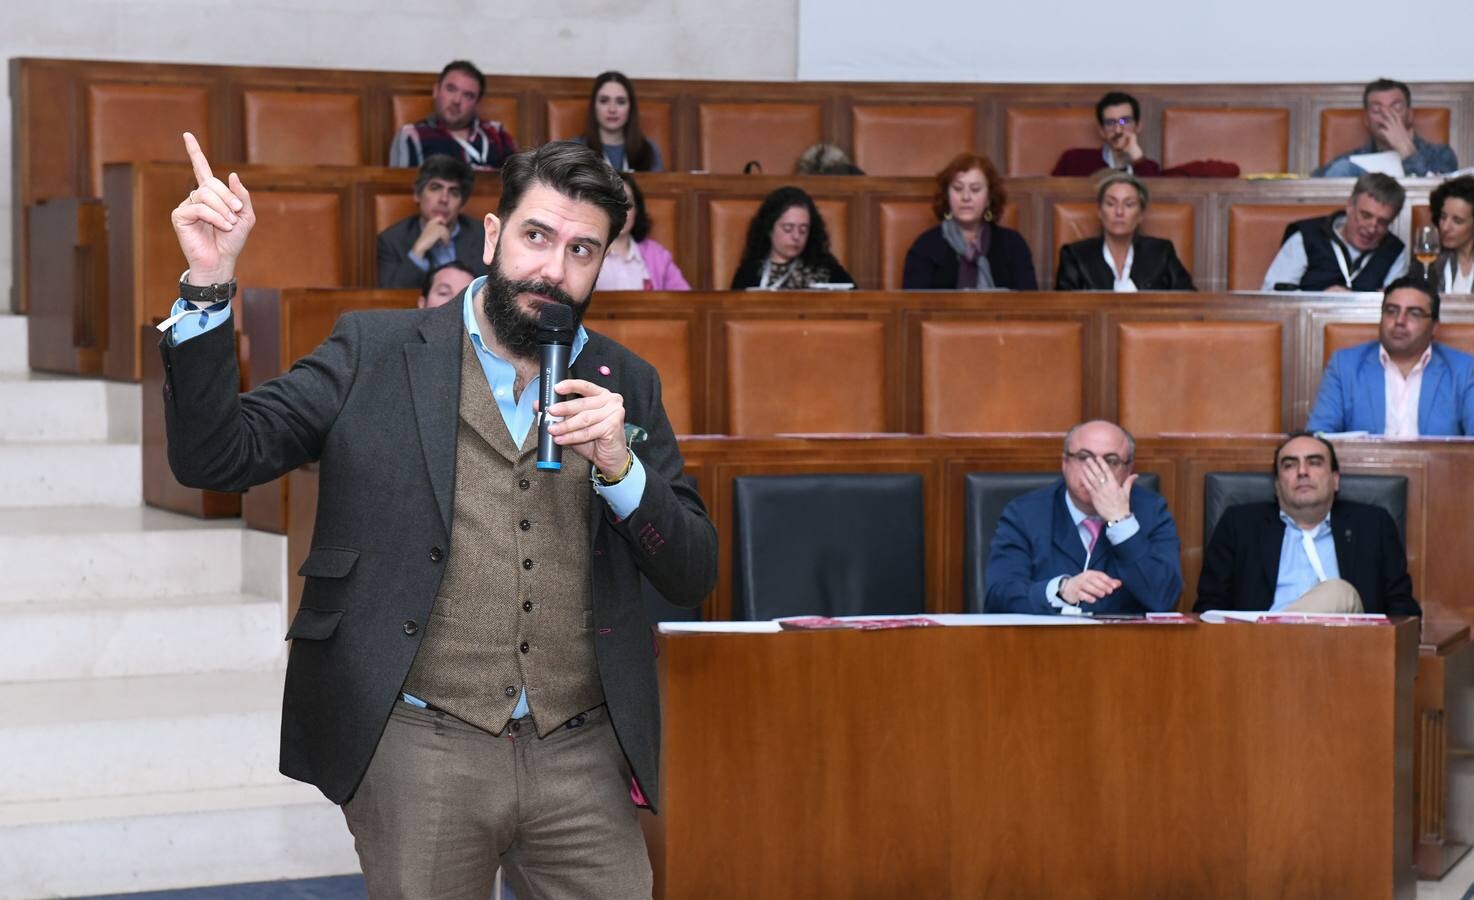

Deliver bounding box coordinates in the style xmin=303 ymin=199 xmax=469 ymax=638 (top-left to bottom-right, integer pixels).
xmin=1384 ymin=273 xmax=1441 ymax=320
xmin=421 ymin=259 xmax=476 ymax=297
xmin=1274 ymin=431 xmax=1340 ymax=474
xmin=496 ymin=140 xmax=629 ymax=245
xmin=415 ymin=154 xmax=474 ymax=201
xmin=438 ymin=60 xmax=485 ymax=99
xmin=738 ymin=186 xmax=833 ymax=270
xmin=1351 ymin=172 xmax=1406 ymax=215
xmin=624 ymin=173 xmax=651 ymax=243
xmin=1095 ymin=91 xmax=1141 ymax=125
xmin=1363 ymin=78 xmax=1412 ymax=108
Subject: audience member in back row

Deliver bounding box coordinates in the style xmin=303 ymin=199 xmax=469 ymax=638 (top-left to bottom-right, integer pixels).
xmin=1051 ymin=92 xmax=1162 ymax=178
xmin=1194 ymin=433 xmax=1419 ymax=615
xmin=575 ymin=71 xmax=664 ymax=173
xmin=419 ymin=260 xmax=477 ymax=309
xmin=1262 ymin=173 xmax=1407 ymax=292
xmin=1054 ymin=173 xmax=1195 ymax=292
xmin=984 ymin=420 xmax=1182 ymax=615
xmin=1313 ymin=78 xmax=1458 ymax=178
xmin=901 ymin=153 xmax=1037 ymax=290
xmin=1307 ymin=277 xmax=1474 ymax=436
xmin=595 ymin=175 xmax=690 ymax=292
xmin=389 ymin=60 xmax=518 ymax=170
xmin=1428 ymin=176 xmax=1474 ymax=295
xmin=795 ymin=143 xmax=864 ymax=175
xmin=730 ymin=186 xmax=853 ymax=289
xmin=376 ymin=155 xmax=488 ymax=289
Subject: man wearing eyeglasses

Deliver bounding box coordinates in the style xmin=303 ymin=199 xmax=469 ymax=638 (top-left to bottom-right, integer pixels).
xmin=1051 ymin=92 xmax=1163 ymax=178
xmin=984 ymin=420 xmax=1182 ymax=615
xmin=1307 ymin=277 xmax=1474 ymax=435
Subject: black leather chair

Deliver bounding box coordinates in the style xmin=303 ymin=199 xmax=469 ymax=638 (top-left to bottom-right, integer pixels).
xmin=962 ymin=471 xmax=1162 ymax=613
xmin=732 ymin=473 xmax=925 ymax=620
xmin=1202 ymin=472 xmax=1407 ymax=545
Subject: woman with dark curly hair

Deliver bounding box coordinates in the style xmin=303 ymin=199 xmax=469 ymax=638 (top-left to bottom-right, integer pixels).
xmin=575 ymin=71 xmax=664 ymax=172
xmin=730 ymin=186 xmax=853 ymax=289
xmin=902 ymin=152 xmax=1036 ymax=290
xmin=1430 ymin=175 xmax=1474 ymax=294
xmin=595 ymin=175 xmax=690 ymax=291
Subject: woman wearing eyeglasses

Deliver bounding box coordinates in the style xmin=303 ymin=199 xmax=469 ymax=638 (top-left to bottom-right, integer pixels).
xmin=1429 ymin=175 xmax=1474 ymax=294
xmin=1054 ymin=173 xmax=1194 ymax=292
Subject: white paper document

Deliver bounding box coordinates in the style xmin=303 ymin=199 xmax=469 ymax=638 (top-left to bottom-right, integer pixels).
xmin=1346 ymin=150 xmax=1404 ymax=177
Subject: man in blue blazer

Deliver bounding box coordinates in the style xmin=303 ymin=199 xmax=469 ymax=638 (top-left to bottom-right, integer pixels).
xmin=984 ymin=420 xmax=1183 ymax=615
xmin=1308 ymin=276 xmax=1474 ymax=435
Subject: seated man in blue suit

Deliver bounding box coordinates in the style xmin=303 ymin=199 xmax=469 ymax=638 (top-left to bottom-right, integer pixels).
xmin=1307 ymin=276 xmax=1474 ymax=435
xmin=984 ymin=420 xmax=1183 ymax=615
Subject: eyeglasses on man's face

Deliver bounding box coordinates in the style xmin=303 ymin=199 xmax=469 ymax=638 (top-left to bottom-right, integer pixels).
xmin=1100 ymin=116 xmax=1136 ymax=130
xmin=1063 ymin=450 xmax=1132 ymax=469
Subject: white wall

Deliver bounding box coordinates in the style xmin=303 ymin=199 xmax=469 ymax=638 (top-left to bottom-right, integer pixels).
xmin=799 ymin=0 xmax=1474 ymax=83
xmin=0 ymin=0 xmax=799 ymax=307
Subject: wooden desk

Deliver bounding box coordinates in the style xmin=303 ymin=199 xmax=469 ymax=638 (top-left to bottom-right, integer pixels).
xmin=649 ymin=620 xmax=1417 ymax=899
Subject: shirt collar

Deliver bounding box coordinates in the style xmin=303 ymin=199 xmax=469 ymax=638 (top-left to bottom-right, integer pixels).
xmin=1063 ymin=487 xmax=1089 ymax=526
xmin=1378 ymin=343 xmax=1433 ymax=374
xmin=461 ymin=276 xmax=589 ymax=364
xmin=1278 ymin=507 xmax=1332 ymax=536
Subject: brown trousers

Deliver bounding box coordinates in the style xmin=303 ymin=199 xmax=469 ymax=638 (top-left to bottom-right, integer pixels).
xmin=1283 ymin=578 xmax=1366 ymax=614
xmin=342 ymin=702 xmax=652 ymax=900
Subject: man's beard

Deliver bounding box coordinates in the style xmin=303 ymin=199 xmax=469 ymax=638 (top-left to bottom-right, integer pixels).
xmin=480 ymin=250 xmax=591 ymax=361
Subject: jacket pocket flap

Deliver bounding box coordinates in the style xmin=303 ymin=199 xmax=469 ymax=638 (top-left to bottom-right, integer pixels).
xmin=285 ymin=606 xmax=344 ymax=641
xmin=296 ymin=546 xmax=360 ymax=578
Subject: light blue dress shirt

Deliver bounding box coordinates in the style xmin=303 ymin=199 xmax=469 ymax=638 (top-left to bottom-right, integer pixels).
xmin=170 ymin=279 xmax=648 ymax=721
xmin=1272 ymin=510 xmax=1339 ymax=611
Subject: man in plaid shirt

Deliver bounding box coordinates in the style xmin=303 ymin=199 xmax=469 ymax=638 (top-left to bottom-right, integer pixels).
xmin=389 ymin=60 xmax=518 ymax=170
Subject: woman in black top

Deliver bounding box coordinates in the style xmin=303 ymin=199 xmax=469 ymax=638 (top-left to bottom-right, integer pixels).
xmin=731 ymin=186 xmax=853 ymax=289
xmin=902 ymin=152 xmax=1037 ymax=290
xmin=1054 ymin=172 xmax=1195 ymax=292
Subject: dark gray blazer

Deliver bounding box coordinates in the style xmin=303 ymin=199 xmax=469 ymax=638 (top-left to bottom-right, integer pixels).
xmin=160 ymin=295 xmax=717 ymax=809
xmin=376 ymin=214 xmax=488 ymax=289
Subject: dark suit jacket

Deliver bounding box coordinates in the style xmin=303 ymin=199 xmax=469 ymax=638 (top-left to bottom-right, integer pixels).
xmin=1054 ymin=235 xmax=1196 ymax=292
xmin=1051 ymin=148 xmax=1162 ymax=177
xmin=984 ymin=480 xmax=1183 ymax=614
xmin=1193 ymin=500 xmax=1419 ymax=615
xmin=160 ymin=295 xmax=717 ymax=808
xmin=900 ymin=224 xmax=1038 ymax=290
xmin=376 ymin=213 xmax=488 ymax=289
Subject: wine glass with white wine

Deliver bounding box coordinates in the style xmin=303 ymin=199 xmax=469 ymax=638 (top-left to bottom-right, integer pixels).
xmin=1414 ymin=224 xmax=1441 ymax=275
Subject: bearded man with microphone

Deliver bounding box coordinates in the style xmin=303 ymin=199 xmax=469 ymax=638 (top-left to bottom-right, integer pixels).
xmin=160 ymin=135 xmax=715 ymax=899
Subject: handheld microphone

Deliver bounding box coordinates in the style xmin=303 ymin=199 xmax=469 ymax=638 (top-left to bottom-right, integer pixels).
xmin=536 ymin=304 xmax=575 ymax=471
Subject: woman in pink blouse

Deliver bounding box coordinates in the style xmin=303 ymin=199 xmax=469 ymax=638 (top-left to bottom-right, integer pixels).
xmin=595 ymin=175 xmax=690 ymax=292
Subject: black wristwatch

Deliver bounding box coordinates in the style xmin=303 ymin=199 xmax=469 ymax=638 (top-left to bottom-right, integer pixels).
xmin=178 ymin=269 xmax=237 ymax=307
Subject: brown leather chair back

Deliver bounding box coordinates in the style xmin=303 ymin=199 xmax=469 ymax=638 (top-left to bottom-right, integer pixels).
xmin=1004 ymin=107 xmax=1100 ymax=176
xmin=546 ymin=97 xmax=673 ymax=165
xmin=375 ymin=195 xmax=420 ymax=235
xmin=698 ymin=102 xmax=823 ymax=174
xmin=1319 ymin=107 xmax=1451 ymax=167
xmin=236 ymin=192 xmax=345 ymax=288
xmin=726 ymin=319 xmax=886 ymax=435
xmin=586 ymin=319 xmax=693 ymax=434
xmin=242 ymin=90 xmax=363 ymax=166
xmin=920 ymin=320 xmax=1084 ymax=432
xmin=86 ymin=83 xmax=211 ymax=196
xmin=851 ymin=105 xmax=976 ymax=177
xmin=708 ymin=198 xmax=849 ymax=290
xmin=1161 ymin=107 xmax=1289 ymax=174
xmin=1324 ymin=322 xmax=1474 ymax=363
xmin=1227 ymin=203 xmax=1341 ymax=290
xmin=391 ymin=94 xmax=520 ymax=136
xmin=879 ymin=201 xmax=938 ymax=290
xmin=1051 ymin=201 xmax=1195 ymax=275
xmin=642 ymin=196 xmax=680 ymax=260
xmin=1117 ymin=321 xmax=1282 ymax=435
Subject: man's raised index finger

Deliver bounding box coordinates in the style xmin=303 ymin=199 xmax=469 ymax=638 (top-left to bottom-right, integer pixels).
xmin=182 ymin=132 xmax=214 ymax=185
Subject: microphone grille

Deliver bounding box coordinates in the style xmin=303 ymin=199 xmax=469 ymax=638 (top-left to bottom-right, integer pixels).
xmin=537 ymin=303 xmax=575 ymax=333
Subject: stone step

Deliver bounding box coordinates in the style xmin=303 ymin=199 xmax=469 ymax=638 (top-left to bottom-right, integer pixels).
xmin=1 ymin=592 xmax=283 ymax=683
xmin=0 ymin=782 xmax=359 ymax=899
xmin=0 ymin=374 xmax=139 ymax=443
xmin=0 ymin=506 xmax=245 ymax=603
xmin=0 ymin=442 xmax=141 ymax=507
xmin=0 ymin=669 xmax=288 ymax=806
xmin=0 ymin=315 xmax=27 ymax=374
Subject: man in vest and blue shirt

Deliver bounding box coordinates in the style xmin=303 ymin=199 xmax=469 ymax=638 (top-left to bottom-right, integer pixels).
xmin=1262 ymin=173 xmax=1408 ymax=292
xmin=1308 ymin=276 xmax=1474 ymax=435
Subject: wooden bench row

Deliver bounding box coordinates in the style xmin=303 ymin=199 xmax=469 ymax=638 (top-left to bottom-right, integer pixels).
xmin=33 ymin=166 xmax=1456 ymax=381
xmin=16 ymin=55 xmax=1474 ymax=313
